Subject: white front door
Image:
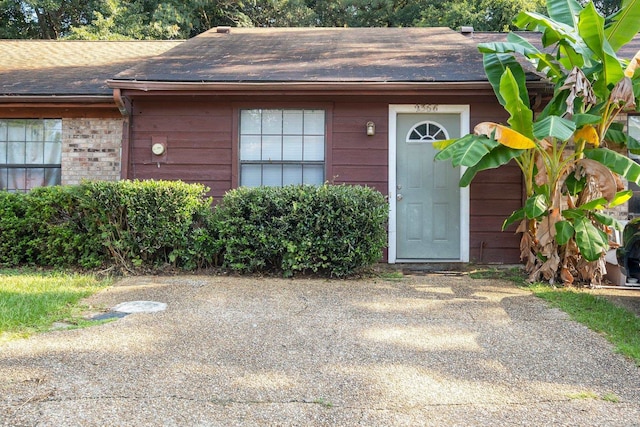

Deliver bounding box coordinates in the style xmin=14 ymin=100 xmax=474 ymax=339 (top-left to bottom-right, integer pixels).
xmin=388 ymin=105 xmax=470 ymax=262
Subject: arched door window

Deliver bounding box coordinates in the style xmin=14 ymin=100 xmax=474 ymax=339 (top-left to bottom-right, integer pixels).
xmin=406 ymin=121 xmax=449 ymax=143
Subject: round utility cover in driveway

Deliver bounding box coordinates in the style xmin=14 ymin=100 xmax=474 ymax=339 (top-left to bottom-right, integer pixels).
xmin=111 ymin=301 xmax=167 ymax=314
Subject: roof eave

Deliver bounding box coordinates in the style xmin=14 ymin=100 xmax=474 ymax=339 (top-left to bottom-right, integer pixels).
xmin=107 ymin=80 xmax=552 ymax=94
xmin=0 ymin=95 xmax=115 ymax=105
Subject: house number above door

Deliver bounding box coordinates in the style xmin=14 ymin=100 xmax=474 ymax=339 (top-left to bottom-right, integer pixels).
xmin=414 ymin=104 xmax=439 ymax=112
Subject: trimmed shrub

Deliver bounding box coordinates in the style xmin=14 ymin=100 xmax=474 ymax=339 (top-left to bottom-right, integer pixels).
xmin=0 ymin=180 xmax=218 ymax=271
xmin=214 ymin=184 xmax=388 ymax=277
xmin=0 ymin=191 xmax=29 ymax=266
xmin=78 ymin=180 xmax=218 ymax=270
xmin=24 ymin=185 xmax=105 ymax=268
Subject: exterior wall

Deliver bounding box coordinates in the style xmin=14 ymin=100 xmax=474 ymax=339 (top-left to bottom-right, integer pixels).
xmin=61 ymin=117 xmax=123 ymax=185
xmin=126 ymin=95 xmax=523 ymax=263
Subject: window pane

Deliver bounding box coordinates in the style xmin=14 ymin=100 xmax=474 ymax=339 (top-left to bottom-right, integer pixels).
xmin=44 ymin=119 xmax=62 ymax=142
xmin=7 ymin=121 xmax=25 ymax=142
xmin=240 ymin=110 xmax=262 ymax=134
xmin=0 ymin=142 xmax=6 ymax=163
xmin=240 ymin=135 xmax=261 ymax=161
xmin=26 ymin=122 xmax=44 ymax=142
xmin=0 ymin=121 xmax=7 ymax=141
xmin=0 ymin=168 xmax=6 ymax=189
xmin=262 ymin=110 xmax=282 ymax=134
xmin=26 ymin=168 xmax=45 ymax=190
xmin=239 ymin=109 xmax=325 ymax=188
xmin=304 ymin=110 xmax=325 ymax=135
xmin=45 ymin=168 xmax=61 ymax=186
xmin=630 ymin=116 xmax=640 ymax=139
xmin=26 ymin=142 xmax=44 ymax=164
xmin=283 ymin=164 xmax=303 ymax=185
xmin=262 ymin=135 xmax=282 ymax=161
xmin=7 ymin=142 xmax=25 ymax=163
xmin=241 ymin=164 xmax=262 ymax=187
xmin=7 ymin=168 xmax=26 ymax=191
xmin=303 ymin=165 xmax=324 ymax=185
xmin=44 ymin=142 xmax=61 ymax=164
xmin=283 ymin=110 xmax=303 ymax=134
xmin=283 ymin=136 xmax=302 ymax=161
xmin=263 ymin=164 xmax=282 ymax=186
xmin=303 ymin=135 xmax=324 ymax=161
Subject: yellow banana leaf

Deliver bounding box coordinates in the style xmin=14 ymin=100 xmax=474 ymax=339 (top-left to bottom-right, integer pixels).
xmin=574 ymin=125 xmax=600 ymax=147
xmin=474 ymin=122 xmax=536 ymax=149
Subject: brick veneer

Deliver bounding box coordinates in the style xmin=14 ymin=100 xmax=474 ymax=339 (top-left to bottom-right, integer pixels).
xmin=61 ymin=118 xmax=123 ymax=185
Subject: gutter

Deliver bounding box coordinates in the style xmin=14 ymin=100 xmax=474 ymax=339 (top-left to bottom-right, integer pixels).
xmin=0 ymin=95 xmax=114 ymax=104
xmin=0 ymin=95 xmax=113 ymax=109
xmin=106 ymin=80 xmax=553 ymax=94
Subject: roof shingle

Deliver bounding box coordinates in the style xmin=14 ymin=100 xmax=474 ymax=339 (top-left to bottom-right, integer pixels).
xmin=113 ymin=27 xmax=495 ymax=83
xmin=0 ymin=40 xmax=181 ymax=96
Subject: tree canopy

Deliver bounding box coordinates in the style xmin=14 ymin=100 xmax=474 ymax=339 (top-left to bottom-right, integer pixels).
xmin=0 ymin=0 xmax=624 ymax=39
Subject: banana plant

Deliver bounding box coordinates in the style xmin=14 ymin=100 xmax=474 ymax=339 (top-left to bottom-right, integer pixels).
xmin=435 ymin=0 xmax=640 ymax=285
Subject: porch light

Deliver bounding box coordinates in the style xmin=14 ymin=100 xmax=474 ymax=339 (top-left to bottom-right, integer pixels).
xmin=366 ymin=121 xmax=376 ymax=136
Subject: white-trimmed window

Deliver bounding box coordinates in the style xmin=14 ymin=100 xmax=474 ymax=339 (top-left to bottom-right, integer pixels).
xmin=0 ymin=119 xmax=62 ymax=193
xmin=239 ymin=109 xmax=325 ymax=187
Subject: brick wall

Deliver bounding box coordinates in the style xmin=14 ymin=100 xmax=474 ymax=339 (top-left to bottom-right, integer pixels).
xmin=61 ymin=118 xmax=123 ymax=185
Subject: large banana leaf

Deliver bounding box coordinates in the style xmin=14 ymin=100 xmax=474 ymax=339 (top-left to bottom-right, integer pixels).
xmin=545 ymin=0 xmax=582 ymax=27
xmin=578 ymin=3 xmax=624 ymax=90
xmin=525 ymin=193 xmax=548 ymax=219
xmin=500 ymin=68 xmax=534 ymax=138
xmin=533 ymin=115 xmax=576 ymax=140
xmin=573 ymin=215 xmax=609 ymax=261
xmin=479 ymin=36 xmax=566 ymax=84
xmin=583 ymin=148 xmax=640 ymax=184
xmin=482 ymin=53 xmax=529 ymax=108
xmin=433 ymin=134 xmax=499 ymax=168
xmin=605 ymin=126 xmax=640 ymax=152
xmin=605 ymin=0 xmax=640 ymax=52
xmin=459 ymin=145 xmax=524 ymax=187
xmin=514 ymin=11 xmax=577 ymax=46
xmin=555 ymin=220 xmax=575 ymax=245
xmin=537 ymin=87 xmax=570 ymax=120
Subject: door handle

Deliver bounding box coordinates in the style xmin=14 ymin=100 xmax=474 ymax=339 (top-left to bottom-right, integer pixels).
xmin=397 ymin=193 xmax=403 ymax=201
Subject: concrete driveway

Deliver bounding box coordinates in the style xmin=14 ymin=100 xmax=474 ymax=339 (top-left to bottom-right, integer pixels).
xmin=1 ymin=273 xmax=639 ymax=426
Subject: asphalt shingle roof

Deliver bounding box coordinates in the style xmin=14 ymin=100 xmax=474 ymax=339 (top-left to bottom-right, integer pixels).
xmin=112 ymin=27 xmax=496 ymax=83
xmin=0 ymin=40 xmax=181 ymax=96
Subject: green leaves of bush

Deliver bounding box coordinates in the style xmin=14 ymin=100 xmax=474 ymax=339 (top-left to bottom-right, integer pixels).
xmin=0 ymin=181 xmax=217 ymax=271
xmin=214 ymin=184 xmax=388 ymax=277
xmin=0 ymin=181 xmax=388 ymax=276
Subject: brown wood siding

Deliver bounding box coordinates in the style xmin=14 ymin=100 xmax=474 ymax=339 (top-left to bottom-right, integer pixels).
xmin=331 ymin=103 xmax=388 ymax=195
xmin=126 ymin=94 xmax=525 ymax=264
xmin=129 ymin=99 xmax=233 ymax=200
xmin=468 ymin=102 xmax=523 ymax=264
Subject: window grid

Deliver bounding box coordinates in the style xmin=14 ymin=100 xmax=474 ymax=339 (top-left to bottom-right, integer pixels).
xmin=0 ymin=119 xmax=62 ymax=193
xmin=406 ymin=121 xmax=449 ymax=143
xmin=240 ymin=109 xmax=325 ymax=187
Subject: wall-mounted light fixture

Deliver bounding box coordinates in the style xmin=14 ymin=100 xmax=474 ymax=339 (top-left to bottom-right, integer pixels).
xmin=366 ymin=121 xmax=376 ymax=136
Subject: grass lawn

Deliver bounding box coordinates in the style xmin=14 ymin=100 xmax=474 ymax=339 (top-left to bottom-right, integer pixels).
xmin=0 ymin=268 xmax=112 ymax=342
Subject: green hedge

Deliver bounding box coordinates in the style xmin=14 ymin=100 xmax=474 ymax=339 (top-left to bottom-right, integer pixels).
xmin=78 ymin=180 xmax=218 ymax=271
xmin=0 ymin=181 xmax=388 ymax=276
xmin=0 ymin=180 xmax=217 ymax=271
xmin=214 ymin=184 xmax=388 ymax=277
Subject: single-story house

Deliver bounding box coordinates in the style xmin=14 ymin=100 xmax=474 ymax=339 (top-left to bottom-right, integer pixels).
xmin=2 ymin=27 xmax=638 ymax=265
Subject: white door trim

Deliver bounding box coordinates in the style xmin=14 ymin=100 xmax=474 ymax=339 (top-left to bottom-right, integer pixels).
xmin=388 ymin=104 xmax=470 ymax=263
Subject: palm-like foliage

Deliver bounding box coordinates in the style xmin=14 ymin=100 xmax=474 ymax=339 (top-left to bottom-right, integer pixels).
xmin=436 ymin=0 xmax=640 ymax=285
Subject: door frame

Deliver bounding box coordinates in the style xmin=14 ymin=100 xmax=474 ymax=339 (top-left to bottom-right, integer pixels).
xmin=388 ymin=104 xmax=470 ymax=263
